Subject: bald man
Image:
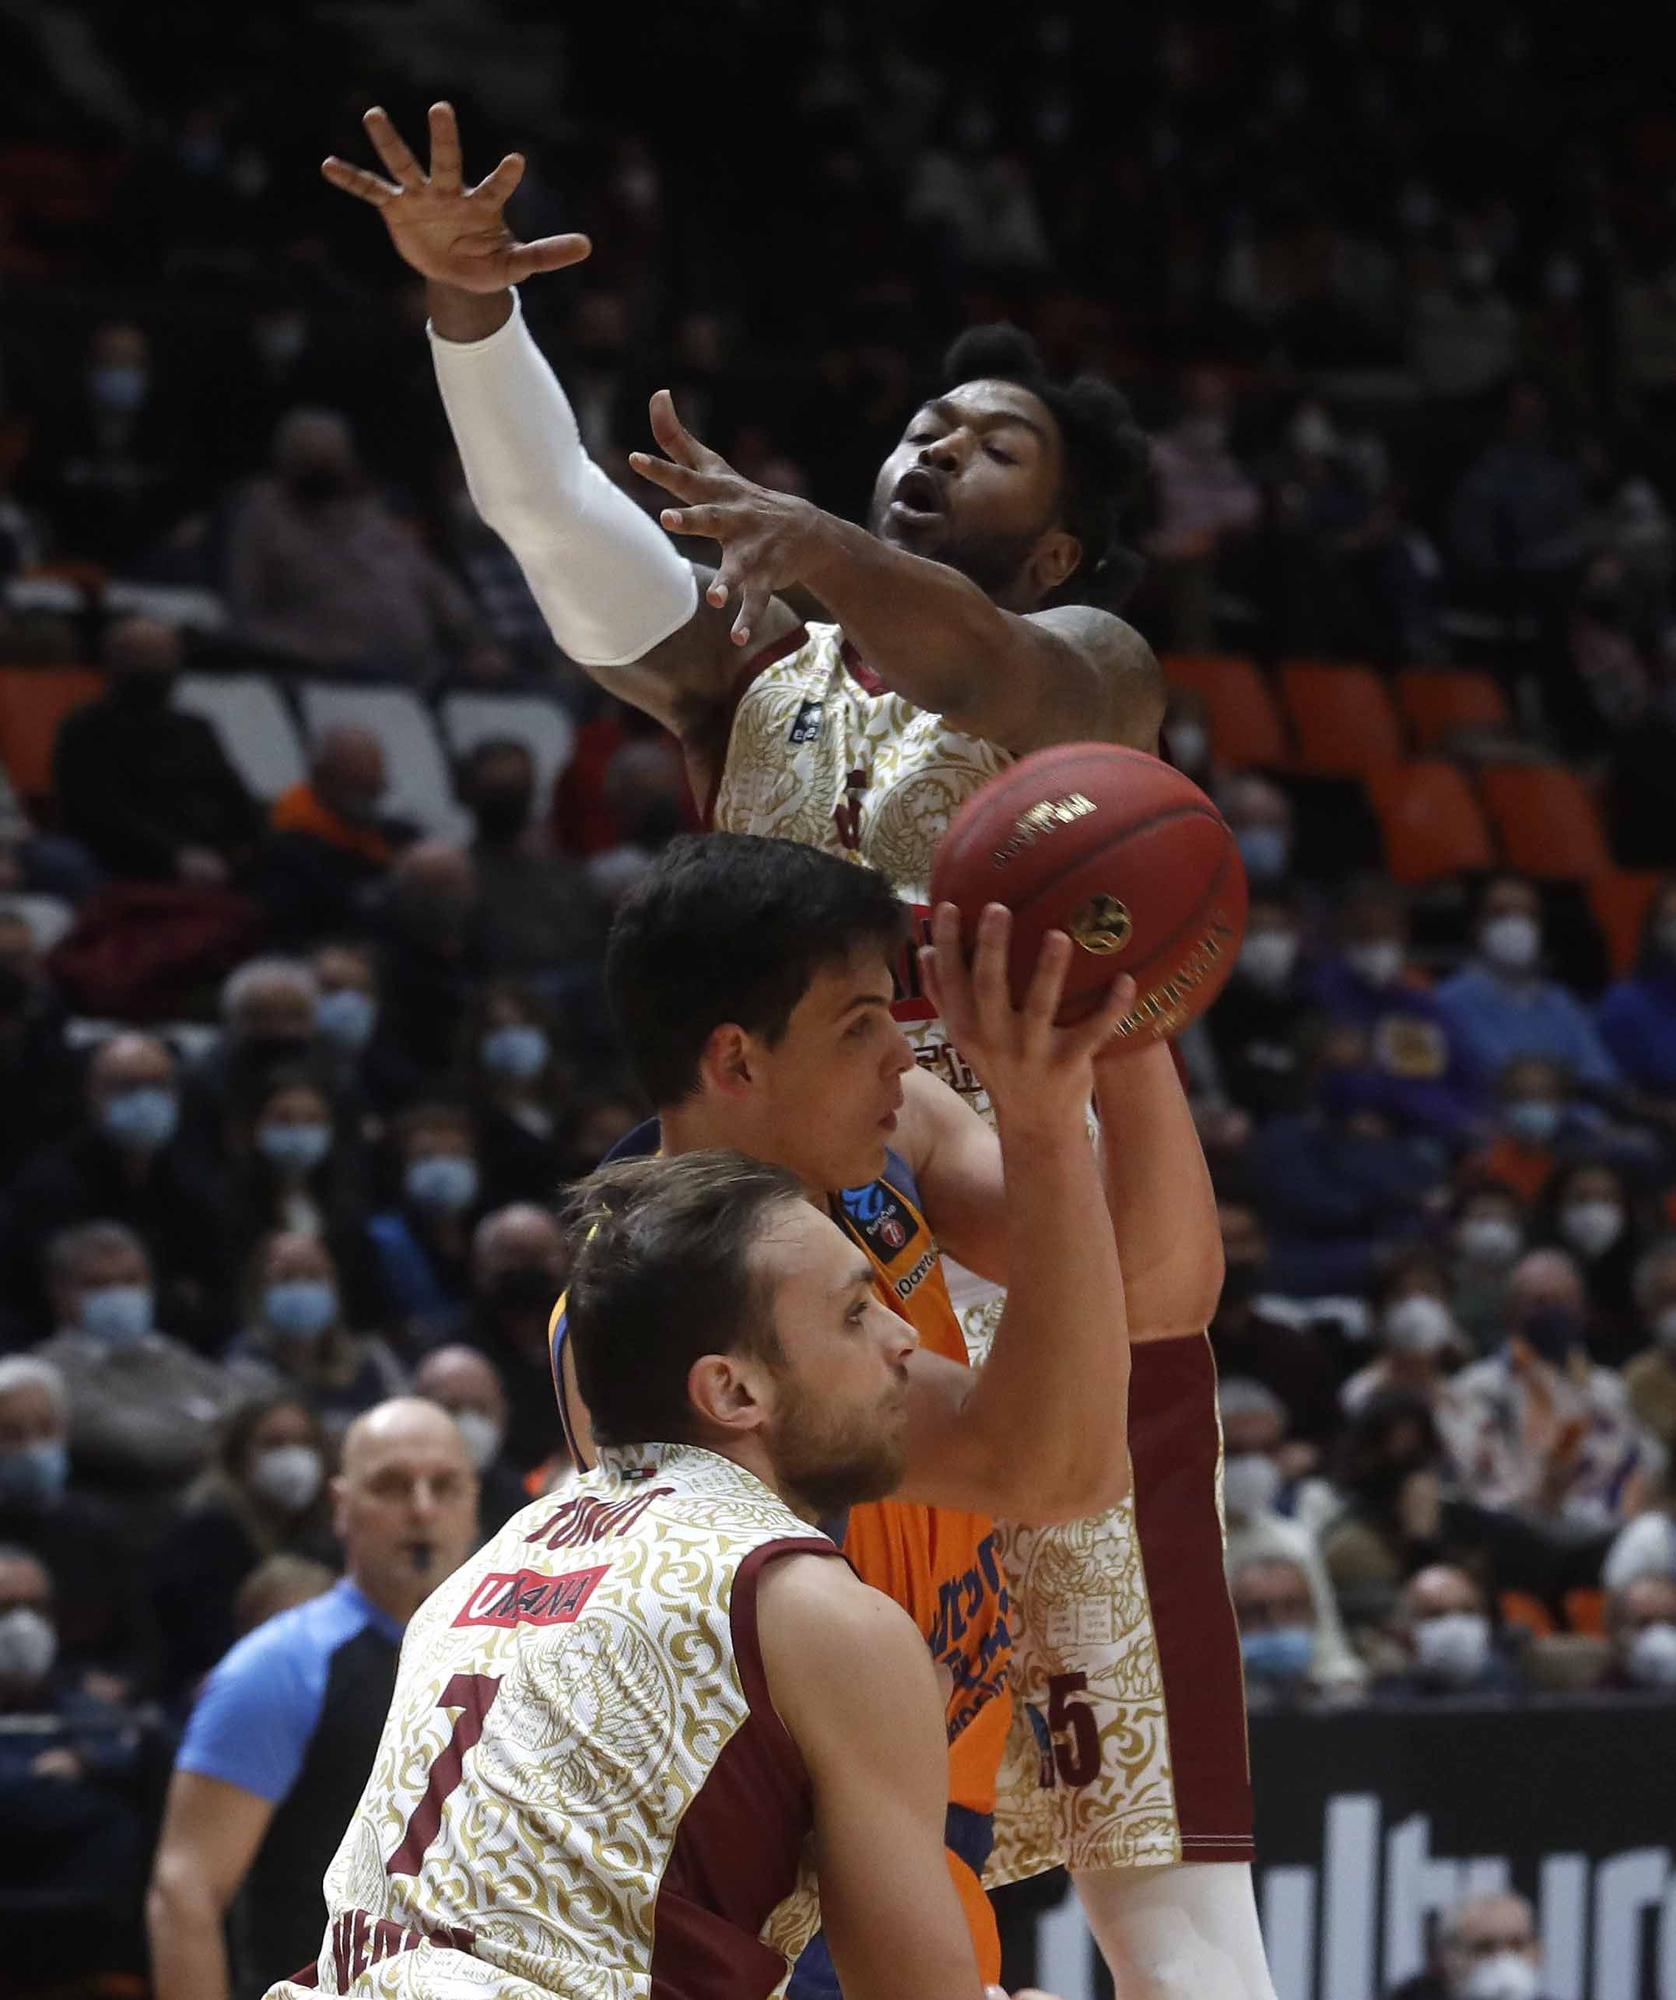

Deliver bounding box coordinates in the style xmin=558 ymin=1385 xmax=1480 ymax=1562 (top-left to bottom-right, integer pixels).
xmin=148 ymin=1401 xmax=478 ymax=2000
xmin=466 ymin=1203 xmax=570 ymax=1474
xmin=0 ymin=1031 xmax=230 ymax=1342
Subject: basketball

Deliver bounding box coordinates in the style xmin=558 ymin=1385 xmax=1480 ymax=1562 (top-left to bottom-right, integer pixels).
xmin=928 ymin=743 xmax=1248 ymax=1048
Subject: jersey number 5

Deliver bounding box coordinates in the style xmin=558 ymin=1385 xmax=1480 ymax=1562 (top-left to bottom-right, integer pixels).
xmin=1046 ymin=1671 xmax=1099 ymax=1789
xmin=386 ymin=1673 xmax=503 ymax=1877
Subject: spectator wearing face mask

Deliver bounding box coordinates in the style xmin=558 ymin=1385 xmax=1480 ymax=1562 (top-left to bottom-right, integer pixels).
xmin=0 ymin=1545 xmax=150 ymax=1987
xmin=1143 ymin=369 xmax=1260 ymax=650
xmin=375 ymin=841 xmax=484 ymax=1076
xmin=1450 ymin=1250 xmax=1655 ymax=1530
xmin=261 ymin=728 xmax=413 ymax=943
xmin=1436 ymin=876 xmax=1620 ymax=1105
xmin=1308 ymin=879 xmax=1477 ymax=1146
xmin=308 ymin=939 xmax=421 ymax=1122
xmin=463 ymin=980 xmax=572 ymax=1207
xmin=1536 ymin=1160 xmax=1645 ymax=1364
xmin=53 ymin=617 xmax=265 ymax=887
xmin=414 ymin=1343 xmax=526 ymax=1533
xmin=1220 ymin=1380 xmax=1364 ymax=1691
xmin=1203 ymin=888 xmax=1322 ymax=1120
xmin=1162 ymin=685 xmax=1216 ymax=792
xmin=1621 ymin=1239 xmax=1676 ymax=1458
xmin=225 ymin=1072 xmax=376 ymax=1311
xmin=464 ymin=1201 xmax=572 ymax=1475
xmin=1447 ymin=1185 xmax=1530 ymax=1347
xmin=1218 ymin=773 xmax=1298 ymax=902
xmin=1229 ymin=1554 xmax=1354 ymax=1710
xmin=0 ymin=911 xmax=81 ymax=1200
xmin=0 ymin=1358 xmax=149 ymax=1692
xmin=1466 ymin=1055 xmax=1661 ymax=1205
xmin=1372 ymin=1564 xmax=1522 ymax=1700
xmin=1321 ymin=1391 xmax=1453 ymax=1631
xmin=35 ymin=1221 xmax=243 ymax=1514
xmin=1602 ymin=1575 xmax=1676 ymax=1692
xmin=1385 ymin=1890 xmax=1551 ymax=2000
xmin=1209 ymin=1203 xmax=1348 ymax=1449
xmin=458 ymin=737 xmax=604 ymax=982
xmin=149 ymin=1395 xmax=338 ymax=1705
xmin=41 ymin=319 xmax=183 ymax=566
xmin=1342 ymin=1260 xmax=1471 ymax=1428
xmin=181 ymin=957 xmax=327 ymax=1165
xmin=0 ymin=1031 xmax=230 ymax=1351
xmin=225 ymin=1232 xmax=407 ymax=1443
xmin=1597 ymin=874 xmax=1676 ymax=1108
xmin=364 ymin=1104 xmax=486 ymax=1348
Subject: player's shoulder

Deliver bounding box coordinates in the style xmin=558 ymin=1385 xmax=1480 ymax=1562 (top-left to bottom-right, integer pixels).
xmin=757 ymin=1553 xmax=925 ymax=1677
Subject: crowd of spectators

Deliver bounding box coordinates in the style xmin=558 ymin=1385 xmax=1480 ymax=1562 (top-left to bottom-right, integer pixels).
xmin=3 ymin=2 xmax=1676 ymax=1996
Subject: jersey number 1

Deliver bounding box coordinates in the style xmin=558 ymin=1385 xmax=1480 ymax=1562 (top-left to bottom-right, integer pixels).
xmin=386 ymin=1673 xmax=503 ymax=1877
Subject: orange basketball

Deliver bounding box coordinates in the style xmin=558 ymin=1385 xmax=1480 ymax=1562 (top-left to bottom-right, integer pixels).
xmin=929 ymin=744 xmax=1248 ymax=1049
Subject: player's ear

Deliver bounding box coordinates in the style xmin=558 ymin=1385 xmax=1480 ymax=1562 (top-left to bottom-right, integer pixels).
xmin=696 ymin=1022 xmax=755 ymax=1098
xmin=687 ymin=1353 xmax=770 ymax=1436
xmin=1031 ymin=526 xmax=1081 ymax=595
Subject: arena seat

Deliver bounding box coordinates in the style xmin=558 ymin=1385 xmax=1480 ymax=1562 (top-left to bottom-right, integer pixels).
xmin=1396 ymin=665 xmax=1513 ymax=750
xmin=1588 ymin=870 xmax=1664 ymax=976
xmin=298 ymin=682 xmax=472 ymax=843
xmin=0 ymin=665 xmax=106 ymax=805
xmin=1365 ymin=759 xmax=1496 ymax=884
xmin=172 ymin=673 xmax=309 ymax=803
xmin=1278 ymin=660 xmax=1406 ymax=776
xmin=1162 ymin=653 xmax=1289 ymax=768
xmin=1477 ymin=763 xmax=1614 ymax=880
xmin=439 ymin=691 xmax=578 ymax=817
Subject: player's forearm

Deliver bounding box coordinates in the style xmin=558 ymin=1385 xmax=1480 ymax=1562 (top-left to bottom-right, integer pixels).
xmin=967 ymin=1108 xmax=1131 ymax=1520
xmin=796 ymin=514 xmax=1022 ymax=718
xmin=426 ymin=288 xmax=699 ymax=673
xmin=426 ymin=278 xmax=514 ymax=343
xmin=146 ymin=1882 xmax=230 ymax=2000
xmin=1093 ymin=1041 xmax=1223 ymax=1338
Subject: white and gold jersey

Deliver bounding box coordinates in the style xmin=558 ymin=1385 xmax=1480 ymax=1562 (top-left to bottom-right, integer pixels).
xmin=713 ymin=626 xmax=1252 ymax=1881
xmin=264 ymin=1444 xmax=836 ymax=2000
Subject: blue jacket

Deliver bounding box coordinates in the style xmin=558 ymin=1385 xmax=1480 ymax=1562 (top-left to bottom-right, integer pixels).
xmin=1597 ymin=969 xmax=1676 ymax=1095
xmin=1435 ymin=962 xmax=1620 ymax=1098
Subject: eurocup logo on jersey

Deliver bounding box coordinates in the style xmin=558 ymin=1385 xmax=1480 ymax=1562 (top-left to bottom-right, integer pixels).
xmin=840 ymin=1179 xmax=914 ymax=1258
xmin=787 ymin=698 xmax=823 ymax=744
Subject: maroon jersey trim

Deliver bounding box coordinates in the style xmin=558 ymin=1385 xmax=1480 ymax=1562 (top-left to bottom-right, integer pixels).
xmin=649 ymin=1536 xmax=842 ymax=2000
xmin=699 ymin=624 xmax=811 ymax=829
xmin=1128 ymin=1334 xmax=1255 ymax=1862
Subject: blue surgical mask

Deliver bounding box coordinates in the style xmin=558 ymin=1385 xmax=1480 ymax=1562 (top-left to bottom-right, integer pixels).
xmin=1236 ymin=826 xmax=1292 ymax=886
xmin=257 ymin=1122 xmax=332 ymax=1176
xmin=481 ymin=1024 xmax=550 ymax=1081
xmin=89 ymin=364 xmax=148 ymax=413
xmin=263 ymin=1279 xmax=338 ymax=1342
xmin=1504 ymin=1099 xmax=1561 ymax=1148
xmin=1241 ymin=1626 xmax=1315 ymax=1682
xmin=315 ymin=987 xmax=377 ymax=1052
xmin=0 ymin=1441 xmax=69 ymax=1511
xmin=100 ymin=1085 xmax=178 ymax=1152
xmin=79 ymin=1284 xmax=154 ymax=1347
xmin=406 ymin=1155 xmax=480 ymax=1213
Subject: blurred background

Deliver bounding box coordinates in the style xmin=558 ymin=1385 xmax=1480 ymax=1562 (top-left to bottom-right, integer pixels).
xmin=2 ymin=3 xmax=1676 ymax=1998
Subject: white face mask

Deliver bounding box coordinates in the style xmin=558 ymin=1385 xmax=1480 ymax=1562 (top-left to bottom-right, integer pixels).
xmin=1455 ymin=1215 xmax=1522 ymax=1268
xmin=1413 ymin=1610 xmax=1491 ymax=1686
xmin=1384 ymin=1294 xmax=1455 ymax=1356
xmin=1347 ymin=940 xmax=1405 ymax=989
xmin=1480 ymin=912 xmax=1540 ymax=973
xmin=1222 ymin=1451 xmax=1282 ymax=1521
xmin=1239 ymin=930 xmax=1299 ymax=991
xmin=1625 ymin=1620 xmax=1676 ymax=1688
xmin=0 ymin=1605 xmax=57 ymax=1685
xmin=1559 ymin=1200 xmax=1624 ymax=1259
xmin=453 ymin=1409 xmax=503 ymax=1473
xmin=1459 ymin=1951 xmax=1541 ymax=2000
xmin=249 ymin=1444 xmax=324 ymax=1513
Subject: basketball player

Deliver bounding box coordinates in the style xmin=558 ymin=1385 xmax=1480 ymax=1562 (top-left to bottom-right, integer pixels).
xmin=326 ymin=104 xmax=1271 ymax=1999
xmin=548 ymin=831 xmax=1137 ymax=1993
xmin=260 ymin=1148 xmax=990 ymax=2000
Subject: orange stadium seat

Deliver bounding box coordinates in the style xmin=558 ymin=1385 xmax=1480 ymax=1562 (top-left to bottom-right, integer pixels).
xmin=1477 ymin=764 xmax=1614 ymax=880
xmin=1279 ymin=660 xmax=1406 ymax=776
xmin=0 ymin=665 xmax=106 ymax=805
xmin=1366 ymin=760 xmax=1496 ymax=884
xmin=1588 ymin=870 xmax=1665 ymax=976
xmin=1162 ymin=653 xmax=1289 ymax=768
xmin=1396 ymin=666 xmax=1513 ymax=750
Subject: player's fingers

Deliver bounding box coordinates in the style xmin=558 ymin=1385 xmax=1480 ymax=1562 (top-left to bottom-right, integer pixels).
xmin=427 ymin=101 xmax=463 ymax=191
xmin=1078 ymin=970 xmax=1139 ymax=1054
xmin=503 ymin=233 xmax=592 ymax=280
xmin=658 ymin=503 xmax=730 ymax=541
xmin=469 ymin=150 xmax=526 ymax=207
xmin=649 ymin=389 xmax=728 ymax=471
xmin=730 ymin=584 xmax=768 ymax=649
xmin=628 ymin=450 xmax=707 ymax=499
xmin=321 ymin=158 xmax=399 ymax=207
xmin=362 ymin=106 xmax=426 ymax=188
xmin=1020 ymin=927 xmax=1073 ymax=1027
xmin=920 ymin=903 xmax=970 ymax=1032
xmin=970 ymin=902 xmax=1012 ymax=1024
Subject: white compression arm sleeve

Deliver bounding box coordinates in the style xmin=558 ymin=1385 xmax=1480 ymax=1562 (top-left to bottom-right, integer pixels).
xmin=429 ymin=292 xmax=698 ymax=668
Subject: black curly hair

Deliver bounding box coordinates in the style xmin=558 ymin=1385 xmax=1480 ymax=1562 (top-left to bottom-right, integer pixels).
xmin=942 ymin=323 xmax=1149 ymax=610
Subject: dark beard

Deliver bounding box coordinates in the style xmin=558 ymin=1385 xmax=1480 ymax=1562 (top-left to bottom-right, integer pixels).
xmin=769 ymin=1372 xmax=908 ymax=1517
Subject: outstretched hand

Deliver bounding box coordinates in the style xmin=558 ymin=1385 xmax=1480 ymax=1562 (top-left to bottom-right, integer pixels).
xmin=629 ymin=395 xmax=819 ymax=648
xmin=322 ymin=102 xmax=591 ymax=292
xmin=919 ymin=902 xmax=1136 ymax=1125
